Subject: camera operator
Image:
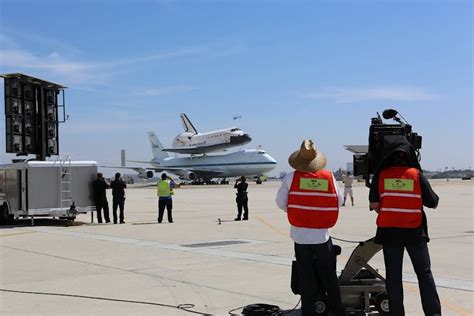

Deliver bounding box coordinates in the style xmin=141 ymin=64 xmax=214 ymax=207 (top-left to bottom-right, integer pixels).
xmin=369 ymin=136 xmax=441 ymax=315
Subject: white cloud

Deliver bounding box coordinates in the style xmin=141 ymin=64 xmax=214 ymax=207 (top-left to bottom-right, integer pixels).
xmin=0 ymin=33 xmax=238 ymax=88
xmin=2 ymin=29 xmax=84 ymax=56
xmin=0 ymin=47 xmax=104 ymax=85
xmin=48 ymin=52 xmax=61 ymax=59
xmin=304 ymin=86 xmax=437 ymax=103
xmin=136 ymin=85 xmax=195 ymax=97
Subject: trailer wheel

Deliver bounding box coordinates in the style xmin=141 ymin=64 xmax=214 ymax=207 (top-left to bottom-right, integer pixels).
xmin=375 ymin=293 xmax=389 ymax=315
xmin=314 ymin=299 xmax=328 ymax=315
xmin=59 ymin=216 xmax=76 ymax=221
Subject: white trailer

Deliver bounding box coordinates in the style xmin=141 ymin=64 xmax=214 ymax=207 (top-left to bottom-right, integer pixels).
xmin=0 ymin=159 xmax=97 ymax=225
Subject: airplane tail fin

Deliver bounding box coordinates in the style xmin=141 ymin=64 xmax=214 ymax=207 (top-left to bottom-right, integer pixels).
xmin=180 ymin=113 xmax=198 ymax=134
xmin=148 ymin=131 xmax=170 ymax=162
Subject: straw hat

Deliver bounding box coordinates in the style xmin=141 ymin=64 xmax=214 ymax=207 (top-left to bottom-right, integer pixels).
xmin=288 ymin=140 xmax=327 ymax=172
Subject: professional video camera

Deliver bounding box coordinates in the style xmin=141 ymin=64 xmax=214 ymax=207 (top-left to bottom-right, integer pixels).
xmin=353 ymin=109 xmax=422 ymax=187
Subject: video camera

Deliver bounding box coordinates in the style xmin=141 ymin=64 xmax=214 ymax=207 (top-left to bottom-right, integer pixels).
xmin=353 ymin=109 xmax=422 ymax=187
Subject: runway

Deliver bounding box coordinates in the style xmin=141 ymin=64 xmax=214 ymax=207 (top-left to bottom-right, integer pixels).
xmin=0 ymin=179 xmax=472 ymax=315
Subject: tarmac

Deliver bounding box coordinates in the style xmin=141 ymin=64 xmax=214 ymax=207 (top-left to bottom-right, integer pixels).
xmin=0 ymin=179 xmax=472 ymax=315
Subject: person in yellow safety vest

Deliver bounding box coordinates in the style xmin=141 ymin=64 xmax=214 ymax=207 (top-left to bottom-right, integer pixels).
xmin=157 ymin=173 xmax=175 ymax=223
xmin=275 ymin=140 xmax=345 ymax=316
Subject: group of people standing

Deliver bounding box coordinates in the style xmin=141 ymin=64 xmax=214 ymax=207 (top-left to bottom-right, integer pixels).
xmin=92 ymin=172 xmax=127 ymax=224
xmin=276 ymin=139 xmax=441 ymax=316
xmin=92 ymin=172 xmax=177 ymax=225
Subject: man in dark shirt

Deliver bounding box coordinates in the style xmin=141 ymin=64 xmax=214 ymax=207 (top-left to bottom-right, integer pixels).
xmin=369 ymin=137 xmax=441 ymax=315
xmin=234 ymin=176 xmax=249 ymax=221
xmin=110 ymin=172 xmax=127 ymax=224
xmin=92 ymin=172 xmax=110 ymax=224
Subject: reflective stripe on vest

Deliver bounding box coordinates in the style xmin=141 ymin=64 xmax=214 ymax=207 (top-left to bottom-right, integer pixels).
xmin=287 ymin=170 xmax=339 ymax=228
xmin=377 ymin=167 xmax=422 ymax=228
xmin=289 ymin=191 xmax=336 ymax=197
xmin=157 ymin=180 xmax=171 ymax=197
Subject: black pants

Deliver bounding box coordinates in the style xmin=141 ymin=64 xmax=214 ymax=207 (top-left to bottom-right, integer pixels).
xmin=294 ymin=239 xmax=344 ymax=316
xmin=112 ymin=197 xmax=125 ymax=223
xmin=95 ymin=197 xmax=110 ymax=223
xmin=158 ymin=199 xmax=173 ymax=223
xmin=383 ymin=242 xmax=441 ymax=316
xmin=236 ymin=198 xmax=248 ymax=220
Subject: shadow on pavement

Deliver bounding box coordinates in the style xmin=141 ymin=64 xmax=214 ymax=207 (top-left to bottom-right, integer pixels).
xmin=0 ymin=218 xmax=86 ymax=229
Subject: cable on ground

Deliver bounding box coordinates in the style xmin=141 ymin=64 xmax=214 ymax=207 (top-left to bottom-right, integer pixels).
xmin=0 ymin=289 xmax=212 ymax=315
xmin=331 ymin=236 xmax=364 ymax=244
xmin=228 ymin=298 xmax=300 ymax=315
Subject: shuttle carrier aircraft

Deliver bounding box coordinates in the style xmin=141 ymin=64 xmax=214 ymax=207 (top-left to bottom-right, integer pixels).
xmin=127 ymin=132 xmax=277 ymax=181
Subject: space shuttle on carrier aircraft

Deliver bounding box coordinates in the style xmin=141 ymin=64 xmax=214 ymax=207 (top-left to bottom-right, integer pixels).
xmin=121 ymin=131 xmax=276 ymax=182
xmin=161 ymin=113 xmax=252 ymax=155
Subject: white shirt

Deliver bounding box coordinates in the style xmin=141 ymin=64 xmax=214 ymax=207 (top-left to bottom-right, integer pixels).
xmin=342 ymin=174 xmax=354 ymax=188
xmin=275 ymin=171 xmax=343 ymax=244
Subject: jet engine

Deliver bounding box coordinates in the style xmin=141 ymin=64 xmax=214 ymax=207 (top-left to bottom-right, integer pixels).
xmin=179 ymin=172 xmax=196 ymax=181
xmin=137 ymin=170 xmax=154 ymax=179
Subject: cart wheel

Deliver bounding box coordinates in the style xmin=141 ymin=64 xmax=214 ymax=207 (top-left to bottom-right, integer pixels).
xmin=355 ymin=269 xmax=376 ymax=280
xmin=314 ymin=299 xmax=328 ymax=315
xmin=375 ymin=293 xmax=389 ymax=315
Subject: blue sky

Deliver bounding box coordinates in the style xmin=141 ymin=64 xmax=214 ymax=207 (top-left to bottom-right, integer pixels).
xmin=0 ymin=0 xmax=472 ymax=175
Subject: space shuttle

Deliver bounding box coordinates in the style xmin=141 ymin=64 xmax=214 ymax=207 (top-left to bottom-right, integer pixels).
xmin=162 ymin=113 xmax=252 ymax=154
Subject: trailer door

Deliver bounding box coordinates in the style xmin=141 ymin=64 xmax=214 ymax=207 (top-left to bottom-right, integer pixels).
xmin=4 ymin=168 xmax=22 ymax=213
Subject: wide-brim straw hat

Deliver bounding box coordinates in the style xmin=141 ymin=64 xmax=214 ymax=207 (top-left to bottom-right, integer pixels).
xmin=288 ymin=140 xmax=327 ymax=172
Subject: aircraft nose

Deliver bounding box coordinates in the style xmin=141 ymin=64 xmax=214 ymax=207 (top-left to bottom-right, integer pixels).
xmin=242 ymin=134 xmax=252 ymax=142
xmin=268 ymin=155 xmax=277 ymax=164
xmin=230 ymin=133 xmax=252 ymax=145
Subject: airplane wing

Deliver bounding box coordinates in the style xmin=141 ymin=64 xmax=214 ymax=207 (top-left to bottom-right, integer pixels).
xmin=148 ymin=166 xmax=224 ymax=177
xmin=186 ymin=169 xmax=224 ymax=178
xmin=99 ymin=165 xmax=160 ymax=178
xmin=106 ymin=163 xmax=224 ymax=178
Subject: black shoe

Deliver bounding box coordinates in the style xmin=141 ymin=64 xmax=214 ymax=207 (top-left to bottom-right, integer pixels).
xmin=243 ymin=218 xmax=248 ymax=221
xmin=158 ymin=220 xmax=162 ymax=223
xmin=169 ymin=221 xmax=173 ymax=223
xmin=120 ymin=221 xmax=125 ymax=224
xmin=234 ymin=218 xmax=241 ymax=221
xmin=105 ymin=220 xmax=111 ymax=223
xmin=114 ymin=222 xmax=117 ymax=224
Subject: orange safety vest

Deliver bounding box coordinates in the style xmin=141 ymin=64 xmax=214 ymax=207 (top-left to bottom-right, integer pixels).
xmin=377 ymin=167 xmax=423 ymax=228
xmin=287 ymin=170 xmax=339 ymax=228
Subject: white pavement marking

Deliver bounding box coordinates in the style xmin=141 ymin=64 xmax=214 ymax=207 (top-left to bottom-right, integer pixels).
xmin=26 ymin=227 xmax=474 ymax=292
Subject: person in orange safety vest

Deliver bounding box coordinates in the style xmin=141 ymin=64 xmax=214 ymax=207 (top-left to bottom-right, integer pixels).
xmin=276 ymin=140 xmax=344 ymax=316
xmin=370 ymin=137 xmax=441 ymax=316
